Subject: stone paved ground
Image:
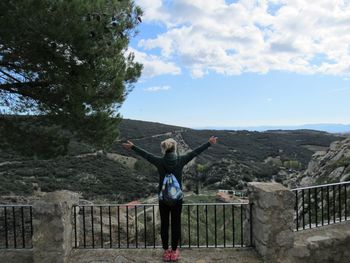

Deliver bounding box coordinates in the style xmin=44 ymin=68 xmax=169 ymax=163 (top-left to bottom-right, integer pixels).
xmin=289 ymin=220 xmax=350 ymax=263
xmin=294 ymin=220 xmax=350 ymax=245
xmin=69 ymin=248 xmax=263 ymax=263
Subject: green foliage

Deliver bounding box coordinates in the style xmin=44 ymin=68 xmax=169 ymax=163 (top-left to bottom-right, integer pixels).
xmin=253 ymin=163 xmax=280 ymax=180
xmin=180 ymin=204 xmax=247 ymax=246
xmin=196 ymin=164 xmax=207 ymax=173
xmin=282 ymin=160 xmax=303 ymax=170
xmin=0 ymin=154 xmax=157 ymax=202
xmin=0 ymin=0 xmax=143 ymax=153
xmin=0 ymin=115 xmax=70 ymax=158
xmin=135 ymin=159 xmax=157 ymax=174
xmin=0 ymin=119 xmax=345 ymax=201
xmin=330 ymin=157 xmax=350 ymax=169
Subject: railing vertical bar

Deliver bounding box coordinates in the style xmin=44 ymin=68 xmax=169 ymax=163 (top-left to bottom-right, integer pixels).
xmin=345 ymin=185 xmax=348 ymax=220
xmin=29 ymin=206 xmax=33 ymax=250
xmin=126 ymin=206 xmax=129 ymax=248
xmin=29 ymin=206 xmax=33 ymax=248
xmin=135 ymin=206 xmax=138 ymax=248
xmin=240 ymin=204 xmax=243 ymax=247
xmin=214 ymin=205 xmax=217 ymax=248
xmin=338 ymin=185 xmax=342 ymax=222
xmin=4 ymin=207 xmax=8 ymax=248
xmin=327 ymin=186 xmax=330 ymax=225
xmin=308 ymin=188 xmax=312 ymax=229
xmin=232 ymin=205 xmax=235 ymax=247
xmin=12 ymin=206 xmax=17 ymax=248
xmin=196 ymin=205 xmax=199 ymax=248
xmin=250 ymin=203 xmax=253 ymax=247
xmin=314 ymin=188 xmax=318 ymax=227
xmin=321 ymin=187 xmax=324 ymax=226
xmin=188 ymin=205 xmax=191 ymax=248
xmin=21 ymin=206 xmax=25 ymax=248
xmin=333 ymin=185 xmax=336 ymax=223
xmin=205 ymin=205 xmax=208 ymax=248
xmin=82 ymin=206 xmax=86 ymax=248
xmin=223 ymin=205 xmax=226 ymax=248
xmin=74 ymin=205 xmax=77 ymax=248
xmin=179 ymin=207 xmax=182 ymax=248
xmin=117 ymin=206 xmax=120 ymax=248
xmin=152 ymin=205 xmax=155 ymax=248
xmin=100 ymin=206 xmax=103 ymax=248
xmin=295 ymin=191 xmax=299 ymax=231
xmin=109 ymin=206 xmax=112 ymax=248
xmin=143 ymin=206 xmax=147 ymax=248
xmin=91 ymin=206 xmax=94 ymax=248
xmin=302 ymin=189 xmax=305 ymax=229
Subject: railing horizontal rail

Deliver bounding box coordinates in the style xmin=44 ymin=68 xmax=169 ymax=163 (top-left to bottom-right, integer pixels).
xmin=0 ymin=205 xmax=33 ymax=249
xmin=73 ymin=202 xmax=252 ymax=249
xmin=292 ymin=181 xmax=349 ymax=231
xmin=78 ymin=202 xmax=249 ymax=207
xmin=0 ymin=205 xmax=33 ymax=207
xmin=292 ymin=181 xmax=350 ymax=191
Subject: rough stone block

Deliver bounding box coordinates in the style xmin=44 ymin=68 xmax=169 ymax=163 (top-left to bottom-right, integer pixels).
xmin=248 ymin=182 xmax=295 ymax=262
xmin=33 ymin=191 xmax=79 ymax=263
xmin=275 ymin=230 xmax=294 ymax=247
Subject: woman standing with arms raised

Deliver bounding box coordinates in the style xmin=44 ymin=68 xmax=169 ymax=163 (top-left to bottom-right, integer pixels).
xmin=122 ymin=136 xmax=218 ymax=261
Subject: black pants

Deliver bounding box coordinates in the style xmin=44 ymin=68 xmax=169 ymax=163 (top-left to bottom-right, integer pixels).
xmin=159 ymin=200 xmax=183 ymax=250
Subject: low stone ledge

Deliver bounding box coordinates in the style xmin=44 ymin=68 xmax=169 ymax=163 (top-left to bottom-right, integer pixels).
xmin=288 ymin=221 xmax=350 ymax=263
xmin=0 ymin=249 xmax=33 ymax=263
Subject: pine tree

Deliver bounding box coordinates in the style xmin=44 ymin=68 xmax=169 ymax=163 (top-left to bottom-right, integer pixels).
xmin=0 ymin=0 xmax=143 ymax=156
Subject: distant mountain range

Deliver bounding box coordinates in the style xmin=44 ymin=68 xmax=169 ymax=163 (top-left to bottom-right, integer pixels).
xmin=195 ymin=124 xmax=350 ymax=133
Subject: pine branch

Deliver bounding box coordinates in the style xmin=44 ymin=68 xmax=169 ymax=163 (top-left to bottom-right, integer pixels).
xmin=0 ymin=81 xmax=50 ymax=92
xmin=0 ymin=69 xmax=21 ymax=83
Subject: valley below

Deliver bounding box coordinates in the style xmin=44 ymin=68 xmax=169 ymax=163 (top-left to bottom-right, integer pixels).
xmin=0 ymin=118 xmax=348 ymax=203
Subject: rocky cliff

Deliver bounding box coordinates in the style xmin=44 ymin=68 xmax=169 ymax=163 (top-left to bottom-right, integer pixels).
xmin=298 ymin=136 xmax=350 ymax=186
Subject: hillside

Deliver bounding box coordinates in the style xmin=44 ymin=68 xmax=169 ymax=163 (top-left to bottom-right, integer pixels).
xmin=296 ymin=136 xmax=350 ymax=186
xmin=0 ymin=118 xmax=345 ymax=201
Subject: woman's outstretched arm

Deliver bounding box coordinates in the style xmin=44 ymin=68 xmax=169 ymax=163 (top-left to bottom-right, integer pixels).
xmin=182 ymin=136 xmax=218 ymax=164
xmin=122 ymin=140 xmax=161 ymax=166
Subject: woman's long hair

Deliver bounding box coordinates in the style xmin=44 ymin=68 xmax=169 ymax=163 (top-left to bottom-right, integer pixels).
xmin=161 ymin=138 xmax=177 ymax=154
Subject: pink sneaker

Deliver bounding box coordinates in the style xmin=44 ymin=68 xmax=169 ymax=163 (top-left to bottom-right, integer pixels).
xmin=170 ymin=249 xmax=180 ymax=262
xmin=162 ymin=249 xmax=172 ymax=262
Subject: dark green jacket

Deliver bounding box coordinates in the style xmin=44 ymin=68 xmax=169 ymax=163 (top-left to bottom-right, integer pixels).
xmin=131 ymin=142 xmax=211 ymax=193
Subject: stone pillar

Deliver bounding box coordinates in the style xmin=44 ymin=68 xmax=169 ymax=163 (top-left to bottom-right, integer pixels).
xmin=32 ymin=191 xmax=79 ymax=263
xmin=247 ymin=182 xmax=295 ymax=263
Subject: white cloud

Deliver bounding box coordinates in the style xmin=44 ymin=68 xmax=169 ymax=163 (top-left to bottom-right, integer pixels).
xmin=144 ymin=85 xmax=171 ymax=92
xmin=135 ymin=0 xmax=350 ymax=77
xmin=127 ymin=47 xmax=181 ymax=78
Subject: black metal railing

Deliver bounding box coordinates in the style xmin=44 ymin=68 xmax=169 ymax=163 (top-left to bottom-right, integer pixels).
xmin=292 ymin=181 xmax=350 ymax=231
xmin=73 ymin=202 xmax=253 ymax=249
xmin=0 ymin=205 xmax=33 ymax=249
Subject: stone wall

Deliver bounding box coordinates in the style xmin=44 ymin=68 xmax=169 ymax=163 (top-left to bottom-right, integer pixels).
xmin=1 ymin=186 xmax=350 ymax=263
xmin=247 ymin=182 xmax=350 ymax=263
xmin=32 ymin=191 xmax=79 ymax=263
xmin=288 ymin=221 xmax=350 ymax=263
xmin=247 ymin=182 xmax=295 ymax=263
xmin=0 ymin=191 xmax=79 ymax=263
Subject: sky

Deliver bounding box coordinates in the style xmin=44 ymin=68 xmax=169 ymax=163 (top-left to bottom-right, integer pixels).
xmin=120 ymin=0 xmax=350 ymax=128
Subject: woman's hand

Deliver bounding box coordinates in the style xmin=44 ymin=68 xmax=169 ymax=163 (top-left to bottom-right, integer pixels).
xmin=209 ymin=136 xmax=218 ymax=145
xmin=122 ymin=140 xmax=134 ymax=150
